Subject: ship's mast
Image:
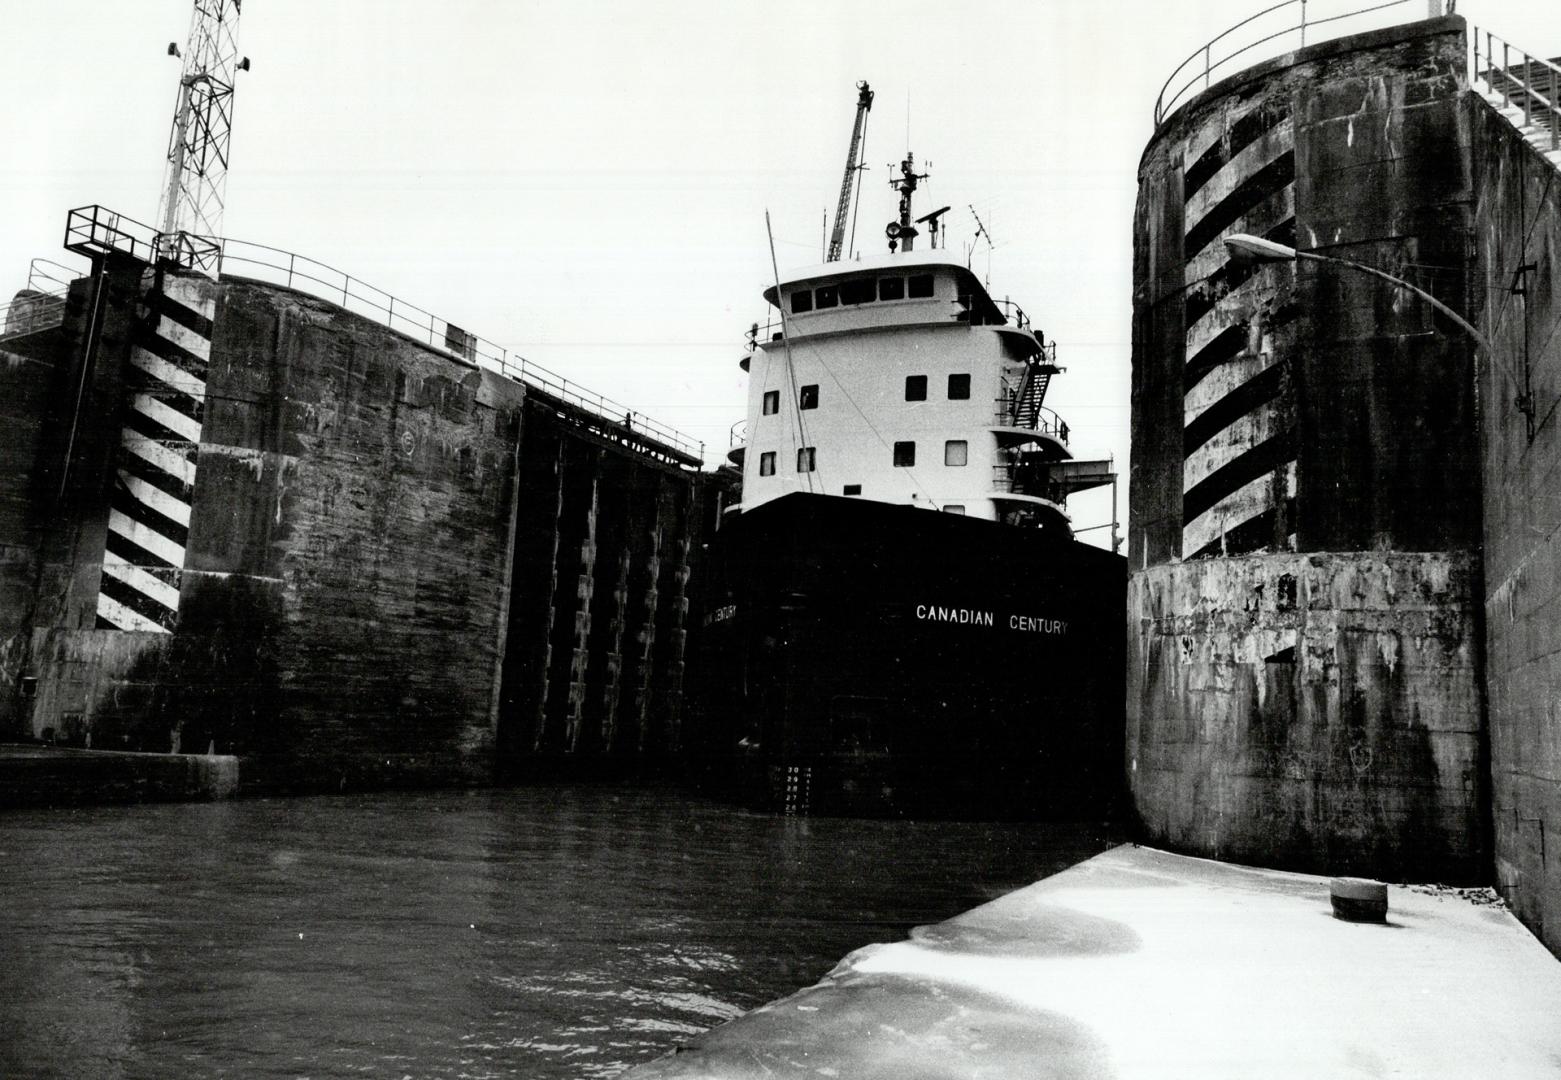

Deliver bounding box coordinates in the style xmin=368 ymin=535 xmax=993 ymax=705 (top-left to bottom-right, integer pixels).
xmin=885 ymin=152 xmax=928 ymax=253
xmin=826 ymin=82 xmax=874 ymax=263
xmin=156 ymin=0 xmax=249 ymax=272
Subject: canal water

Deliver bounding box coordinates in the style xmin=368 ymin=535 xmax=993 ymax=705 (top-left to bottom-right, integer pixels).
xmin=0 ymin=785 xmax=1116 ymax=1078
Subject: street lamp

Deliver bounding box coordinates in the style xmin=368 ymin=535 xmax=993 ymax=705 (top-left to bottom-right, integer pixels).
xmin=1223 ymin=233 xmax=1534 ymax=436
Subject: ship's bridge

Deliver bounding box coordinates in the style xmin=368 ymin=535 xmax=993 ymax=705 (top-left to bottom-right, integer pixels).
xmin=755 ymin=250 xmax=1043 ymax=358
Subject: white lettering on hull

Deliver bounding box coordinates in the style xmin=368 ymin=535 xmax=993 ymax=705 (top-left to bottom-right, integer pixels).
xmin=1009 ymin=614 xmax=1069 ymax=635
xmin=915 ymin=604 xmax=995 ymax=627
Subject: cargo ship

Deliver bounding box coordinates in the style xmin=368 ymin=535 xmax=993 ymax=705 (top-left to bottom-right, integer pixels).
xmin=683 ymin=84 xmax=1127 ymax=819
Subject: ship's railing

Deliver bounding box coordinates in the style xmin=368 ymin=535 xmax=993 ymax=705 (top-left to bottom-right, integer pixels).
xmin=1472 ymin=28 xmax=1561 ymax=151
xmin=0 ymin=258 xmax=83 ymax=342
xmin=742 ymin=291 xmax=1035 ymax=354
xmin=1154 ymin=0 xmax=1427 ymax=126
xmin=992 ymin=402 xmax=1070 ymax=439
xmin=990 ymin=298 xmax=1031 ymax=332
xmin=63 ymin=205 xmax=704 ymax=466
xmin=1034 ymin=406 xmax=1069 ymax=443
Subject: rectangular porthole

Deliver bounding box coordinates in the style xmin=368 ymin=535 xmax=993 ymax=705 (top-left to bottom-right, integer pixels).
xmin=759 ymin=451 xmax=776 ymax=476
xmin=893 ymin=441 xmax=916 ymax=467
xmin=943 ymin=505 xmax=965 ymax=515
xmin=905 ymin=375 xmax=927 ymax=401
xmin=763 ymin=390 xmax=779 ymax=415
xmin=843 ymin=484 xmax=862 ymax=495
xmin=799 ymin=384 xmax=818 ymax=410
xmin=947 ymin=373 xmax=970 ymax=400
xmin=797 ymin=447 xmax=816 ymax=472
xmin=944 ymin=440 xmax=968 ymax=466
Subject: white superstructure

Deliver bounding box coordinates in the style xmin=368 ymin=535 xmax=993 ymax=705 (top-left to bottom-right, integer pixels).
xmin=732 ymin=249 xmax=1073 ymax=524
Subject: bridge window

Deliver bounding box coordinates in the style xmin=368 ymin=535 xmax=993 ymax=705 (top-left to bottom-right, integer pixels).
xmin=790 ymin=290 xmax=813 ymax=314
xmin=815 ymin=285 xmax=839 ymax=309
xmin=759 ymin=452 xmax=776 ymax=476
xmin=948 ymin=373 xmax=970 ymax=400
xmin=905 ymin=375 xmax=927 ymax=401
xmin=908 ymin=274 xmax=934 ymax=298
xmin=879 ymin=277 xmax=905 ymax=301
xmin=841 ymin=278 xmax=875 ymax=305
xmin=797 ymin=447 xmax=816 ymax=473
xmin=763 ymin=390 xmax=779 ymax=415
xmin=799 ymin=384 xmax=819 ymax=410
xmin=944 ymin=440 xmax=968 ymax=466
xmin=843 ymin=484 xmax=862 ymax=495
xmin=893 ymin=441 xmax=916 ymax=467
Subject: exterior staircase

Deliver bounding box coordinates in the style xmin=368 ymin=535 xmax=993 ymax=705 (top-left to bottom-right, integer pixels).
xmin=1474 ymin=34 xmax=1561 ymax=172
xmin=1009 ymin=343 xmax=1060 ymax=430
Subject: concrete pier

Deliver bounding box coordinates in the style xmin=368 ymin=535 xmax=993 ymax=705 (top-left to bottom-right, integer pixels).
xmin=629 ymin=845 xmax=1561 ymax=1079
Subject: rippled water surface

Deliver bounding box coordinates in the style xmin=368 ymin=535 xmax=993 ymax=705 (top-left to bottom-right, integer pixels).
xmin=0 ymin=785 xmax=1115 ymax=1078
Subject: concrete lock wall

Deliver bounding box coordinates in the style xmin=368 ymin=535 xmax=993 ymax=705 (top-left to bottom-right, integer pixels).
xmin=1471 ymin=95 xmax=1561 ymax=955
xmin=6 ymin=267 xmax=528 ymax=788
xmin=496 ymin=401 xmax=700 ymax=774
xmin=1 ymin=259 xmax=708 ymax=792
xmin=1128 ymin=16 xmax=1486 ymax=880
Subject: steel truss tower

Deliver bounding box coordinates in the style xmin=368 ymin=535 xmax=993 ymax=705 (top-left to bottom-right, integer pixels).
xmin=156 ymin=0 xmax=247 ymax=272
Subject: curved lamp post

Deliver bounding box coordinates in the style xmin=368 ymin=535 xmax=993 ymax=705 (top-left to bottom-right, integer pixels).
xmin=1223 ymin=233 xmax=1534 ymax=437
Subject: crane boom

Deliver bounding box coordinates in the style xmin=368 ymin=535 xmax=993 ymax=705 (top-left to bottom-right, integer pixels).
xmin=826 ymin=81 xmax=873 ymax=263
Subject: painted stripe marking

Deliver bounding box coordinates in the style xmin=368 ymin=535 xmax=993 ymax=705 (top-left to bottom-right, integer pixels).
xmin=1183 ymin=462 xmax=1298 ymax=558
xmin=155 ymin=314 xmax=213 ymax=363
xmin=1185 ymin=355 xmax=1285 ymax=435
xmin=1184 ymin=404 xmax=1284 ymax=491
xmin=121 ymin=429 xmax=198 ymax=487
xmin=1184 ymin=117 xmax=1295 ymax=236
xmin=129 ymin=346 xmax=206 ymax=398
xmin=132 ymin=393 xmax=202 ymax=443
xmin=1184 ymin=152 xmax=1296 ymax=263
xmin=96 ymin=592 xmax=170 ymax=634
xmin=117 ymin=469 xmax=192 ymax=528
xmin=108 ymin=509 xmax=186 ymax=568
xmin=102 ymin=550 xmax=181 ymax=610
xmin=1183 ymin=431 xmax=1296 ymax=525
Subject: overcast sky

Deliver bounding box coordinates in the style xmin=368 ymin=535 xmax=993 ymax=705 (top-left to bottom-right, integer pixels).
xmin=1 ymin=0 xmax=1554 ymax=546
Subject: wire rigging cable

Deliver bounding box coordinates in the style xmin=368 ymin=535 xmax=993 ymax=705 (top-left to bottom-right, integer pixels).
xmin=766 ymin=211 xmax=817 ymax=494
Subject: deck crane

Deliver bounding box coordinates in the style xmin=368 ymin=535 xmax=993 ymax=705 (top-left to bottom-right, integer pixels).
xmin=156 ymin=0 xmax=250 ymax=272
xmin=826 ymin=81 xmax=874 ymax=263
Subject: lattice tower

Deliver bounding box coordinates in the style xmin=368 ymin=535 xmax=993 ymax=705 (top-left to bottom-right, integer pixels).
xmin=155 ymin=0 xmax=246 ymax=272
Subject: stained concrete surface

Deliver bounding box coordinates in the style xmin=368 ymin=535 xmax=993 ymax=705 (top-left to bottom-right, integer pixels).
xmin=0 ymin=743 xmax=239 ymax=807
xmin=628 ymin=845 xmax=1561 ymax=1079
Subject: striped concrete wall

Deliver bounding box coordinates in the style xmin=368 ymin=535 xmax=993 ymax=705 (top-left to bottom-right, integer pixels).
xmin=1129 ymin=15 xmax=1485 ymax=881
xmin=96 ymin=273 xmax=215 ymax=633
xmin=1179 ymin=102 xmax=1297 ymax=559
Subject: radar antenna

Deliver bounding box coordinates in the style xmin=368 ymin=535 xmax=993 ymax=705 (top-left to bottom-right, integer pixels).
xmin=827 ymin=82 xmax=874 ymax=263
xmin=156 ymin=0 xmax=250 ymax=272
xmin=916 ymin=206 xmax=951 ymax=250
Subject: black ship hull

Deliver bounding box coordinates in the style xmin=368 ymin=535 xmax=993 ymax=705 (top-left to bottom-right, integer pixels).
xmin=684 ymin=493 xmax=1126 ymax=819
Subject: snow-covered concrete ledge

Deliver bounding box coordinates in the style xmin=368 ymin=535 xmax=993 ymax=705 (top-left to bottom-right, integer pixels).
xmin=627 ymin=844 xmax=1561 ymax=1079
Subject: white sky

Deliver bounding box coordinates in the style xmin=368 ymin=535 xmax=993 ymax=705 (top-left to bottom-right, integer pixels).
xmin=1 ymin=0 xmax=1554 ymax=548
